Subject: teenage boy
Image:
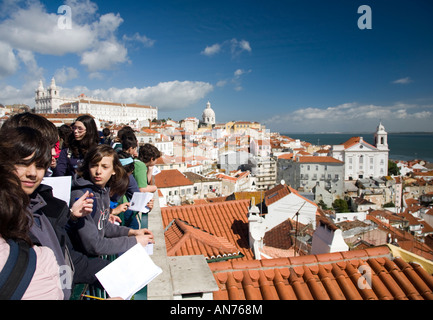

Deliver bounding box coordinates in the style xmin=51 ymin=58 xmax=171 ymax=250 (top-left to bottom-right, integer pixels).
xmin=134 ymin=143 xmax=161 ymax=194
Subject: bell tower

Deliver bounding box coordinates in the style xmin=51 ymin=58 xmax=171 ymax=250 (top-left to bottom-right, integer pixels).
xmin=374 ymin=122 xmax=388 ymax=150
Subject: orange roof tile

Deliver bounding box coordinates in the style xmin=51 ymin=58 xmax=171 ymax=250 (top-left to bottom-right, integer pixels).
xmin=341 ymin=136 xmax=376 ymax=150
xmin=297 ymin=156 xmax=343 ymax=164
xmin=277 ymin=153 xmax=294 ymax=160
xmin=264 ymin=184 xmax=290 ymax=206
xmin=210 ymin=245 xmax=433 ymax=300
xmin=161 ymin=199 xmax=254 ymax=260
xmin=154 ymin=169 xmax=194 ymax=188
xmin=367 ymin=214 xmax=433 ymax=260
xmin=263 ymin=184 xmax=318 ymax=210
xmin=164 ymin=218 xmax=243 ymax=261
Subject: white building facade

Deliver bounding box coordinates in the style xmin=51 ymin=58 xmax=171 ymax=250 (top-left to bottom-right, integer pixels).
xmin=331 ymin=123 xmax=389 ymax=180
xmin=201 ymin=101 xmax=215 ymax=126
xmin=35 ymin=78 xmax=158 ymax=124
xmin=35 ymin=78 xmax=76 ymax=113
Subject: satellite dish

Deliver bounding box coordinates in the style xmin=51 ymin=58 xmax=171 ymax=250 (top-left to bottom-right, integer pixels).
xmin=281 ymin=179 xmax=285 ymax=185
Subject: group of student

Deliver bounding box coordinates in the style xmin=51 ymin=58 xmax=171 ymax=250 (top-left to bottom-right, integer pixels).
xmin=0 ymin=112 xmax=161 ymax=300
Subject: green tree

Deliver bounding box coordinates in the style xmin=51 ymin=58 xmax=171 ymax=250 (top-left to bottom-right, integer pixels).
xmin=317 ymin=200 xmax=329 ymax=210
xmin=332 ymin=199 xmax=349 ymax=213
xmin=383 ymin=201 xmax=395 ymax=208
xmin=388 ymin=160 xmax=400 ymax=176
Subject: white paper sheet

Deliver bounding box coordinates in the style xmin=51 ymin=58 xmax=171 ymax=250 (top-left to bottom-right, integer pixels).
xmin=152 ymin=166 xmax=161 ymax=175
xmin=128 ymin=192 xmax=154 ymax=213
xmin=95 ymin=244 xmax=162 ymax=300
xmin=42 ymin=176 xmax=72 ymax=204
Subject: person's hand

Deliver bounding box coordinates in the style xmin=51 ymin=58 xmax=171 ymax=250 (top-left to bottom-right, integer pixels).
xmin=70 ymin=191 xmax=94 ymax=219
xmin=147 ymin=185 xmax=157 ymax=193
xmin=135 ymin=234 xmax=154 ymax=247
xmin=129 ymin=228 xmax=153 ymax=237
xmin=130 ymin=228 xmax=154 ymax=245
xmin=109 ymin=214 xmax=122 ymax=224
xmin=147 ymin=199 xmax=154 ymax=210
xmin=111 ymin=202 xmax=130 ymax=215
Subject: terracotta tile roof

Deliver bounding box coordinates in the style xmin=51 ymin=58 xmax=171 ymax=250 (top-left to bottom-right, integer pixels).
xmin=277 ymin=153 xmax=294 ymax=160
xmin=367 ymin=214 xmax=433 ymax=261
xmin=154 ymin=169 xmax=194 ymax=188
xmin=210 ymin=245 xmax=433 ymax=300
xmin=164 ymin=218 xmax=243 ymax=261
xmin=264 ymin=184 xmax=318 ymax=210
xmin=161 ymin=199 xmax=254 ymax=260
xmin=264 ymin=184 xmax=290 ymax=206
xmin=341 ymin=136 xmax=376 ymax=150
xmin=297 ymin=156 xmax=343 ymax=164
xmin=263 ymin=219 xmax=293 ymax=249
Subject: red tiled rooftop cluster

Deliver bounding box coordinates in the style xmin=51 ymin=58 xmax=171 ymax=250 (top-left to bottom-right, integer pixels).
xmin=164 ymin=218 xmax=243 ymax=261
xmin=210 ymin=246 xmax=433 ymax=300
xmin=161 ymin=199 xmax=254 ymax=260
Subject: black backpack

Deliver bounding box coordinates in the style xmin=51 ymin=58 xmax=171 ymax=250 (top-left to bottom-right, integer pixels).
xmin=0 ymin=239 xmax=36 ymax=300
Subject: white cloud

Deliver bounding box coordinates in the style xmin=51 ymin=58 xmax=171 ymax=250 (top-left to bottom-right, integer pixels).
xmin=202 ymin=38 xmax=252 ymax=58
xmin=215 ymin=69 xmax=252 ymax=92
xmin=123 ymin=32 xmax=155 ymax=47
xmin=92 ymin=13 xmax=124 ymax=38
xmin=0 ymin=84 xmax=22 ymax=105
xmin=0 ymin=41 xmax=18 ymax=78
xmin=63 ymin=80 xmax=214 ymax=110
xmin=230 ymin=39 xmax=251 ymax=57
xmin=201 ymin=43 xmax=221 ymax=56
xmin=392 ymin=77 xmax=412 ymax=84
xmin=234 ymin=69 xmax=244 ymax=77
xmin=0 ymin=1 xmax=148 ymax=73
xmin=54 ymin=67 xmax=79 ymax=84
xmin=80 ymin=39 xmax=129 ymax=72
xmin=17 ymin=50 xmax=44 ymax=79
xmin=263 ymin=102 xmax=433 ymax=133
xmin=64 ymin=0 xmax=98 ymax=24
xmin=239 ymin=40 xmax=252 ymax=52
xmin=413 ymin=111 xmax=432 ymax=119
xmin=216 ymin=80 xmax=227 ymax=87
xmin=0 ymin=2 xmax=96 ymax=55
xmin=234 ymin=69 xmax=251 ymax=78
xmin=1 ymin=79 xmax=213 ymax=110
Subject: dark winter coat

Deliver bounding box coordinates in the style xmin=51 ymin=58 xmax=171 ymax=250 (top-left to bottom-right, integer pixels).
xmin=68 ymin=174 xmax=137 ymax=257
xmin=29 ymin=184 xmax=109 ymax=299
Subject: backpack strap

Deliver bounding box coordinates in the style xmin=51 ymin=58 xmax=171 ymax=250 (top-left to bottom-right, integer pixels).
xmin=0 ymin=240 xmax=37 ymax=300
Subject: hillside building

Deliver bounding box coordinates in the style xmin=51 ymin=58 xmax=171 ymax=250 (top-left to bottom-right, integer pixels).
xmin=331 ymin=123 xmax=389 ymax=180
xmin=35 ymin=78 xmax=157 ymax=124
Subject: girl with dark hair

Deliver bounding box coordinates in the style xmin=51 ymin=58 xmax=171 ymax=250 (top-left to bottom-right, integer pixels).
xmin=0 ymin=161 xmax=64 ymax=300
xmin=55 ymin=114 xmax=100 ymax=176
xmin=68 ymin=144 xmax=154 ymax=257
xmin=0 ymin=128 xmax=65 ymax=300
xmin=0 ymin=161 xmax=34 ymax=246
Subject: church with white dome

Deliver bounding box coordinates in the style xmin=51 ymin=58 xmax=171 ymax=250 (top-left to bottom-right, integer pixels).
xmin=201 ymin=101 xmax=216 ymax=127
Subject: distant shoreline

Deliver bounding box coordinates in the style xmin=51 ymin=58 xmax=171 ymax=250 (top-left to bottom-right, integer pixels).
xmin=280 ymin=132 xmax=433 ymax=164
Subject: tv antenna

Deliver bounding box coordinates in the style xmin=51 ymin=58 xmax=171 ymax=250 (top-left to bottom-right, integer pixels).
xmin=292 ymin=201 xmax=306 ymax=257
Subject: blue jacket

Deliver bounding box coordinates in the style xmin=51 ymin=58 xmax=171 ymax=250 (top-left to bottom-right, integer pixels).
xmin=54 ymin=148 xmax=82 ymax=177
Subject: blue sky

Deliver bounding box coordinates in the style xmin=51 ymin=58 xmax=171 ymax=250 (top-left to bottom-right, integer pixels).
xmin=0 ymin=0 xmax=432 ymax=133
